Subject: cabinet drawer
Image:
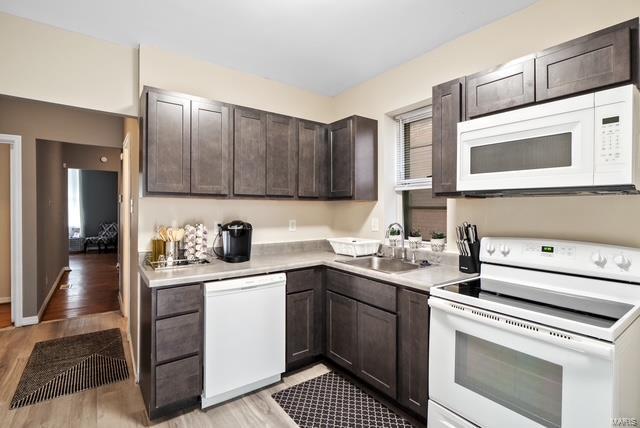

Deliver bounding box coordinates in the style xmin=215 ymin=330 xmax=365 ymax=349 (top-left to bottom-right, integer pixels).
xmin=326 ymin=270 xmax=396 ymax=313
xmin=287 ymin=268 xmax=322 ymax=294
xmin=466 ymin=56 xmax=535 ymax=118
xmin=155 ymin=312 xmax=201 ymax=363
xmin=536 ymin=26 xmax=631 ymax=101
xmin=156 ymin=283 xmax=201 ymax=317
xmin=155 ymin=355 xmax=201 ymax=408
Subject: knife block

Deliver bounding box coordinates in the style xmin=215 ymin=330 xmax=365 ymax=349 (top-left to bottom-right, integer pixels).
xmin=459 ymin=241 xmax=481 ymax=274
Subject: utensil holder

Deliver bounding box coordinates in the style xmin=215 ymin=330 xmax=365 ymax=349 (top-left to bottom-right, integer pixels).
xmin=459 ymin=241 xmax=481 ymax=274
xmin=165 ymin=241 xmax=179 ymax=265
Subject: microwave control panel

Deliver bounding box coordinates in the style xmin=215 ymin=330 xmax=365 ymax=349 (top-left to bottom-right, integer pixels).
xmin=598 ymin=116 xmax=622 ymax=164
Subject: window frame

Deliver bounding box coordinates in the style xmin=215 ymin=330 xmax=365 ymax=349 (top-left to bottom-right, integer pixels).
xmin=394 ymin=105 xmax=433 ymax=191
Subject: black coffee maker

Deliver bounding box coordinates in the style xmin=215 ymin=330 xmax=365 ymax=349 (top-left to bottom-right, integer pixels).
xmin=218 ymin=220 xmax=252 ymax=263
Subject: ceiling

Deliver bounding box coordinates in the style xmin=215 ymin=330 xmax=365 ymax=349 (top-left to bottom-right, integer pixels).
xmin=0 ymin=0 xmax=538 ymax=96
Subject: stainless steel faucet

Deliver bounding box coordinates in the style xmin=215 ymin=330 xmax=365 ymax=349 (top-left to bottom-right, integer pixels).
xmin=385 ymin=222 xmax=405 ymax=260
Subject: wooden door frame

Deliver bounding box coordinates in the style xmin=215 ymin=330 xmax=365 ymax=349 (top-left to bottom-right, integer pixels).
xmin=0 ymin=134 xmax=24 ymax=326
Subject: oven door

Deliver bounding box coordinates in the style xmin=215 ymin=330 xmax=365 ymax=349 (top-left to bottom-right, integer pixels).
xmin=457 ymin=92 xmax=595 ymax=192
xmin=429 ymin=297 xmax=614 ymax=428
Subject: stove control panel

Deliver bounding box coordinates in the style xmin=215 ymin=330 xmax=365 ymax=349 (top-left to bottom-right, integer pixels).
xmin=481 ymin=237 xmax=639 ymax=283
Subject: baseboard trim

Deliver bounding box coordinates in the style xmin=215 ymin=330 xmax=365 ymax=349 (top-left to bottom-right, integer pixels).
xmin=19 ymin=316 xmax=39 ymax=326
xmin=126 ymin=321 xmax=139 ymax=382
xmin=37 ymin=266 xmax=71 ymax=321
xmin=0 ymin=297 xmax=11 ymax=304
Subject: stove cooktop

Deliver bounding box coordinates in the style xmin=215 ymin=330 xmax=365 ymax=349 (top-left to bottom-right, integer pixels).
xmin=440 ymin=278 xmax=634 ymax=329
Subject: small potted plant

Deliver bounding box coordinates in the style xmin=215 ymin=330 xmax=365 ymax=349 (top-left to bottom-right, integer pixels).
xmin=430 ymin=231 xmax=446 ymax=252
xmin=408 ymin=229 xmax=422 ymax=248
xmin=388 ymin=227 xmax=401 ymax=246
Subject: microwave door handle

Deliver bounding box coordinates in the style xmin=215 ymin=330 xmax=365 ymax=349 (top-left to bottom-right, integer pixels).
xmin=429 ymin=298 xmax=614 ymax=360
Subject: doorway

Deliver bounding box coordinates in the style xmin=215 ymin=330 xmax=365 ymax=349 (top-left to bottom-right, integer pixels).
xmin=41 ymin=168 xmax=120 ymax=321
xmin=37 ymin=140 xmax=122 ymax=322
xmin=0 ymin=144 xmax=11 ymax=328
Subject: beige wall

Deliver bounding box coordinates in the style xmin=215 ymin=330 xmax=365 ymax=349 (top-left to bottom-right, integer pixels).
xmin=0 ymin=12 xmax=138 ymax=116
xmin=0 ymin=145 xmax=10 ymax=301
xmin=0 ymin=95 xmax=124 ymax=317
xmin=137 ymin=46 xmax=360 ymax=250
xmin=332 ymin=0 xmax=640 ymax=249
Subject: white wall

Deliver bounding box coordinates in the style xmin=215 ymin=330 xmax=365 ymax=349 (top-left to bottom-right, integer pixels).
xmin=0 ymin=12 xmax=138 ymax=116
xmin=332 ymin=0 xmax=640 ymax=248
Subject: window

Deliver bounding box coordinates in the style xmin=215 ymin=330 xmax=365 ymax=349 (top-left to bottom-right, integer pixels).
xmin=395 ymin=106 xmax=446 ymax=239
xmin=68 ymin=168 xmax=83 ymax=238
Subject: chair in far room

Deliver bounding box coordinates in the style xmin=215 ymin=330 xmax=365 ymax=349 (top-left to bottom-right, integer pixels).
xmin=84 ymin=222 xmax=118 ymax=253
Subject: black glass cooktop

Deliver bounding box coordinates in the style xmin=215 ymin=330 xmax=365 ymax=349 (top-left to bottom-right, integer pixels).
xmin=440 ymin=278 xmax=634 ymax=328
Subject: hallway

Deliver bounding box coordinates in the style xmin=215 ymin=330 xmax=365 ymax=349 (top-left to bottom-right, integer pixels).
xmin=41 ymin=253 xmax=120 ymax=322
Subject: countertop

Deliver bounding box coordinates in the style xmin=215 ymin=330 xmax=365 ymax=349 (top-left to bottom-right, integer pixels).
xmin=139 ymin=250 xmax=478 ymax=293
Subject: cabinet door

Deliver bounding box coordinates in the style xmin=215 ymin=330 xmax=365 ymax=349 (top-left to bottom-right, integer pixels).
xmin=432 ymin=78 xmax=465 ymax=196
xmin=191 ymin=100 xmax=230 ymax=195
xmin=234 ymin=107 xmax=266 ymax=196
xmin=329 ymin=118 xmax=353 ymax=198
xmin=326 ymin=291 xmax=358 ymax=371
xmin=357 ymin=302 xmax=397 ymax=398
xmin=266 ymin=113 xmax=296 ymax=196
xmin=146 ymin=91 xmax=191 ymax=193
xmin=287 ymin=290 xmax=317 ymax=365
xmin=466 ymin=57 xmax=535 ymax=119
xmin=536 ymin=25 xmax=631 ymax=101
xmin=297 ymin=121 xmax=323 ymax=198
xmin=398 ymin=289 xmax=429 ymax=418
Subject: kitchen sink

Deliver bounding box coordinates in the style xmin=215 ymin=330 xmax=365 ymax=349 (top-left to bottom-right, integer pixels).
xmin=337 ymin=256 xmax=423 ymax=274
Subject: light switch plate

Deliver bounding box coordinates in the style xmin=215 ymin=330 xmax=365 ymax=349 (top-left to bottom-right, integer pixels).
xmin=371 ymin=217 xmax=379 ymax=232
xmin=289 ymin=220 xmax=296 ymax=232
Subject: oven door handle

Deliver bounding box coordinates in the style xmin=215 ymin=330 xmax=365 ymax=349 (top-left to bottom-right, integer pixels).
xmin=429 ymin=298 xmax=614 ymax=360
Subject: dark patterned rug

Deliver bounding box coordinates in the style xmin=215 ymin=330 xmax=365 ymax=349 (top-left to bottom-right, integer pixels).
xmin=10 ymin=328 xmax=129 ymax=409
xmin=272 ymin=371 xmax=413 ymax=428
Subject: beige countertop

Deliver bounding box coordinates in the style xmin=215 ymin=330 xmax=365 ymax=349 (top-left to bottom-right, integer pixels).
xmin=139 ymin=250 xmax=478 ymax=293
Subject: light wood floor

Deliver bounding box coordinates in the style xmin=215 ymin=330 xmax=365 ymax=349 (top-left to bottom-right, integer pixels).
xmin=41 ymin=253 xmax=120 ymax=322
xmin=0 ymin=312 xmax=330 ymax=428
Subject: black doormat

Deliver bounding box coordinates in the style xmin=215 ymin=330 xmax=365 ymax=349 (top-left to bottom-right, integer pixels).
xmin=10 ymin=328 xmax=129 ymax=409
xmin=272 ymin=371 xmax=413 ymax=428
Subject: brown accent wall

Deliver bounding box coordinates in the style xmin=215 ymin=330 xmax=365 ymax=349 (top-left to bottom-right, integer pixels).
xmin=0 ymin=95 xmax=123 ymax=318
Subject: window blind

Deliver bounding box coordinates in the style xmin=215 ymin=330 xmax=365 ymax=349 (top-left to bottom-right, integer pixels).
xmin=395 ymin=106 xmax=433 ymax=191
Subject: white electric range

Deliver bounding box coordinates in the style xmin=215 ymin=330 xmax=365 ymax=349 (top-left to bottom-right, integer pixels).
xmin=428 ymin=237 xmax=640 ymax=428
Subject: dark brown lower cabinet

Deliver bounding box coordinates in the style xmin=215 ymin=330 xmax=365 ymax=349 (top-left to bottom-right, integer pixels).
xmin=139 ymin=282 xmax=203 ymax=420
xmin=398 ymin=289 xmax=429 ymax=418
xmin=357 ymin=302 xmax=397 ymax=399
xmin=326 ymin=291 xmax=358 ymax=371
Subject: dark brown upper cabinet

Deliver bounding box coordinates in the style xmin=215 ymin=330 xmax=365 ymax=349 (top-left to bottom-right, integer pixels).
xmin=233 ymin=107 xmax=267 ymax=196
xmin=536 ymin=20 xmax=635 ymax=102
xmin=145 ymin=91 xmax=191 ymax=194
xmin=141 ymin=86 xmax=377 ymax=201
xmin=466 ymin=55 xmax=535 ymax=119
xmin=432 ymin=77 xmax=465 ymax=196
xmin=190 ymin=100 xmax=230 ymax=195
xmin=328 ymin=116 xmax=378 ymax=200
xmin=266 ymin=113 xmax=297 ymax=197
xmin=297 ymin=120 xmax=328 ymax=198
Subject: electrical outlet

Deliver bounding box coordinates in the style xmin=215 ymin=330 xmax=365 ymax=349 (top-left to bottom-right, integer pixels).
xmin=371 ymin=217 xmax=379 ymax=232
xmin=289 ymin=219 xmax=296 ymax=232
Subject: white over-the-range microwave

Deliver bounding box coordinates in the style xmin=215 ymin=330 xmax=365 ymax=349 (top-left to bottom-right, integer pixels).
xmin=457 ymin=84 xmax=640 ymax=193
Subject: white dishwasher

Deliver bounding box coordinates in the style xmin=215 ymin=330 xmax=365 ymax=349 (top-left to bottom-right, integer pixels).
xmin=202 ymin=273 xmax=286 ymax=408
